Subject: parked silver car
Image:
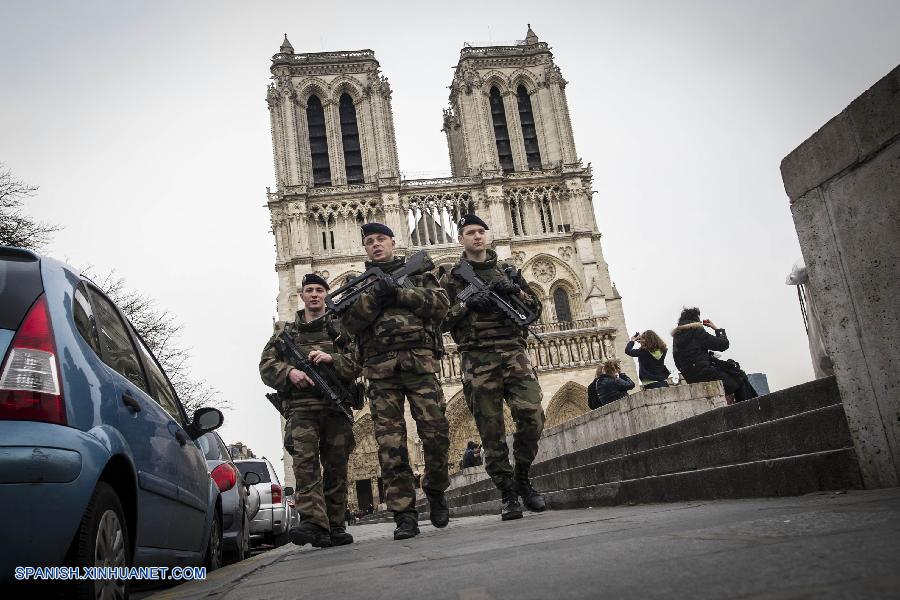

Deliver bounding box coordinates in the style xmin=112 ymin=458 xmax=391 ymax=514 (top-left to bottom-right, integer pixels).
xmin=198 ymin=433 xmax=261 ymax=563
xmin=235 ymin=458 xmax=289 ymax=547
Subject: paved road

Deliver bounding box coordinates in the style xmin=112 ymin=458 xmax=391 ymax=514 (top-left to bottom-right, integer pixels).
xmin=146 ymin=488 xmax=900 ymax=600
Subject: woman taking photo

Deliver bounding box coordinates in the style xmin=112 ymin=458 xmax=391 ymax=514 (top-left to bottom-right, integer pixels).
xmin=625 ymin=330 xmax=671 ymax=390
xmin=588 ymin=359 xmax=635 ymax=409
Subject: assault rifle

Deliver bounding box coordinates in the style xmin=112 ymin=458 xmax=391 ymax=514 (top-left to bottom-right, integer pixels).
xmin=452 ymin=261 xmax=543 ymax=342
xmin=325 ymin=250 xmax=435 ymax=315
xmin=273 ymin=329 xmax=354 ymax=423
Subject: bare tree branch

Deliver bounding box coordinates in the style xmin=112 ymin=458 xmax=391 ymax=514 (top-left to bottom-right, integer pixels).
xmin=83 ymin=267 xmax=229 ymax=415
xmin=0 ymin=163 xmax=60 ymax=250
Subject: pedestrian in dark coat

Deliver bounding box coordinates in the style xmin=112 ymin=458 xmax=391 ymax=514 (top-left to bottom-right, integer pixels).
xmin=625 ymin=329 xmax=671 ymax=389
xmin=671 ymin=307 xmax=757 ymax=401
xmin=588 ymin=359 xmax=635 ymax=409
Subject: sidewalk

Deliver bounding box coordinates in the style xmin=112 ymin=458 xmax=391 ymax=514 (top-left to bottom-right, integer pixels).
xmin=146 ymin=487 xmax=900 ymax=599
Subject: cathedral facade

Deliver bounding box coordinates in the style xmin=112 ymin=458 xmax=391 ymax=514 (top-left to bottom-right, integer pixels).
xmin=265 ymin=27 xmax=635 ymax=508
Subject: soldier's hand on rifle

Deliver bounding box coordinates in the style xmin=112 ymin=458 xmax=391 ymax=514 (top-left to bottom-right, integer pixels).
xmin=288 ymin=368 xmax=315 ymax=389
xmin=490 ymin=279 xmax=521 ymax=296
xmin=465 ymin=291 xmax=494 ymax=313
xmin=308 ymin=350 xmax=334 ymax=365
xmin=373 ymin=276 xmax=398 ymax=307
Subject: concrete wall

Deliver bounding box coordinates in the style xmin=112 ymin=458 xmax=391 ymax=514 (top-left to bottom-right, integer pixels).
xmin=444 ymin=381 xmax=726 ymax=492
xmin=781 ymin=64 xmax=900 ymax=488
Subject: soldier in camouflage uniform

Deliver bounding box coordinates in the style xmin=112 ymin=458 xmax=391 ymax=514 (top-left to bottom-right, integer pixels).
xmin=339 ymin=222 xmax=451 ymax=540
xmin=259 ymin=273 xmax=359 ymax=548
xmin=439 ymin=214 xmax=547 ymax=520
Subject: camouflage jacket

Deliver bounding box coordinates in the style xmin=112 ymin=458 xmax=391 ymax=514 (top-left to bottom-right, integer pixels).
xmin=439 ymin=249 xmax=542 ymax=351
xmin=259 ymin=309 xmax=360 ymax=411
xmin=340 ymin=255 xmax=449 ymax=379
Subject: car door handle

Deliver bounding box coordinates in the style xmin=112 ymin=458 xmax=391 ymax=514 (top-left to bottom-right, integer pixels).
xmin=122 ymin=394 xmax=142 ymax=412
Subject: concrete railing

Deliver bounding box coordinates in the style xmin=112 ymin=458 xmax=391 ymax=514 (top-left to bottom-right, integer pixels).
xmin=444 ymin=381 xmax=726 ymax=492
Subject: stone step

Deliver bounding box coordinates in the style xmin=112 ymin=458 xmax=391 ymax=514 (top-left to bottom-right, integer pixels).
xmin=441 ymin=377 xmax=844 ymax=502
xmin=444 ymin=448 xmax=862 ymax=518
xmin=417 ymin=378 xmax=860 ymax=519
xmin=449 ymin=402 xmax=855 ymax=508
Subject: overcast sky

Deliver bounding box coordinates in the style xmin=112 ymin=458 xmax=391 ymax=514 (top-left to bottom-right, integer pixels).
xmin=2 ymin=0 xmax=898 ymax=481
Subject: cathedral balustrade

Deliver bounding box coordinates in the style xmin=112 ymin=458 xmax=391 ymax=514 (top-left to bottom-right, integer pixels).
xmin=274 ymin=49 xmax=376 ymax=63
xmin=437 ymin=318 xmax=616 ymax=384
xmin=308 ymin=183 xmax=378 ymax=197
xmin=459 ymin=42 xmax=550 ymax=57
xmin=400 ymin=176 xmax=478 ymax=188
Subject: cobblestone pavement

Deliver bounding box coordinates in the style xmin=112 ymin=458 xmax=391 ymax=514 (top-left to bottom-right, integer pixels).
xmin=145 ymin=488 xmax=900 ymax=600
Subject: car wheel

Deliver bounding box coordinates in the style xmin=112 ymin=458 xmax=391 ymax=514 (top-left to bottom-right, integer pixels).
xmin=241 ymin=508 xmax=251 ymax=558
xmin=226 ymin=508 xmax=249 ymax=565
xmin=68 ymin=481 xmax=130 ymax=600
xmin=205 ymin=511 xmax=223 ymax=571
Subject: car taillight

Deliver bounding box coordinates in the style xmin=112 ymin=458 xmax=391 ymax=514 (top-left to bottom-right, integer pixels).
xmin=0 ymin=295 xmax=66 ymax=425
xmin=271 ymin=483 xmax=283 ymax=504
xmin=211 ymin=463 xmax=238 ymax=492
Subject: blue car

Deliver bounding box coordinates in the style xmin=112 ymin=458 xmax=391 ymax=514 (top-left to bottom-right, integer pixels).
xmin=0 ymin=246 xmax=225 ymax=597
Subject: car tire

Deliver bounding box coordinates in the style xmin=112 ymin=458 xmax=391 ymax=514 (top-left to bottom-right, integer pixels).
xmin=226 ymin=508 xmax=249 ymax=565
xmin=241 ymin=508 xmax=251 ymax=558
xmin=205 ymin=511 xmax=223 ymax=571
xmin=68 ymin=481 xmax=131 ymax=600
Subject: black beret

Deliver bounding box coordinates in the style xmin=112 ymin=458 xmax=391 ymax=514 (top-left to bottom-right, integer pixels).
xmin=301 ymin=273 xmax=330 ymax=290
xmin=457 ymin=213 xmax=489 ymax=233
xmin=361 ymin=222 xmax=394 ymax=239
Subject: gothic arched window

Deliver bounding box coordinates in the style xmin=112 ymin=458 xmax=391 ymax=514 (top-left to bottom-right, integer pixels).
xmin=306 ymin=95 xmax=331 ymax=187
xmin=339 ymin=93 xmax=364 ymax=184
xmin=517 ymin=85 xmax=541 ymax=170
xmin=553 ymin=287 xmax=573 ymax=325
xmin=489 ymin=87 xmax=514 ymax=172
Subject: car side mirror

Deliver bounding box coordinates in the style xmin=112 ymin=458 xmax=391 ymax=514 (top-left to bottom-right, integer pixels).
xmin=284 ymin=486 xmax=294 ymax=496
xmin=186 ymin=407 xmax=224 ymax=440
xmin=243 ymin=471 xmax=261 ymax=486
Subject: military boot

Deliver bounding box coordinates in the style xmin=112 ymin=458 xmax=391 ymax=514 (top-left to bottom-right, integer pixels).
xmin=516 ymin=463 xmax=546 ymax=512
xmin=289 ymin=522 xmax=333 ymax=548
xmin=500 ymin=480 xmax=523 ymax=521
xmin=425 ymin=491 xmax=450 ymax=528
xmin=329 ymin=526 xmax=354 ymax=546
xmin=393 ymin=511 xmax=420 ymax=541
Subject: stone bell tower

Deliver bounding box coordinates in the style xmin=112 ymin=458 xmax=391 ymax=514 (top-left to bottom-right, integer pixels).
xmin=443 ymin=25 xmax=577 ymax=177
xmin=266 ymin=35 xmax=405 ymax=321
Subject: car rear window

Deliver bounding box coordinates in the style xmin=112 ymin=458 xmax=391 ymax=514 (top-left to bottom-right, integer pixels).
xmin=236 ymin=461 xmax=271 ymax=483
xmin=0 ymin=248 xmax=43 ymax=330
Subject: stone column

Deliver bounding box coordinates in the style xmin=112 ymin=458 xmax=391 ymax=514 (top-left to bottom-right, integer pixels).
xmin=528 ymin=87 xmax=551 ymax=169
xmin=281 ymin=89 xmax=302 ymax=187
xmin=267 ymin=91 xmax=288 ymax=188
xmin=355 ymin=96 xmax=375 ymax=182
xmin=286 ymin=199 xmax=310 ymax=257
xmin=381 ymin=191 xmax=405 ymax=248
xmin=781 ymin=65 xmax=900 ymax=488
xmin=294 ymin=99 xmax=312 ymax=187
xmin=325 ymin=99 xmax=345 ymax=186
xmin=503 ymin=90 xmax=527 ymax=172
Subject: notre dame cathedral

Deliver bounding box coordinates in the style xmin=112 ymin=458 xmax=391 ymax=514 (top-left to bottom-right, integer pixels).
xmin=265 ymin=26 xmax=635 ymax=509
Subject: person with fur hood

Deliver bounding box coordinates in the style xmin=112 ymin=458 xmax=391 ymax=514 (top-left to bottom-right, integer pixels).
xmin=672 ymin=307 xmax=757 ymax=402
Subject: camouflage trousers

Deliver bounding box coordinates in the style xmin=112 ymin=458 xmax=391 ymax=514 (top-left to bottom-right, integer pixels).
xmin=284 ymin=407 xmax=356 ymax=530
xmin=460 ymin=348 xmax=545 ymax=490
xmin=368 ymin=371 xmax=450 ymax=515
